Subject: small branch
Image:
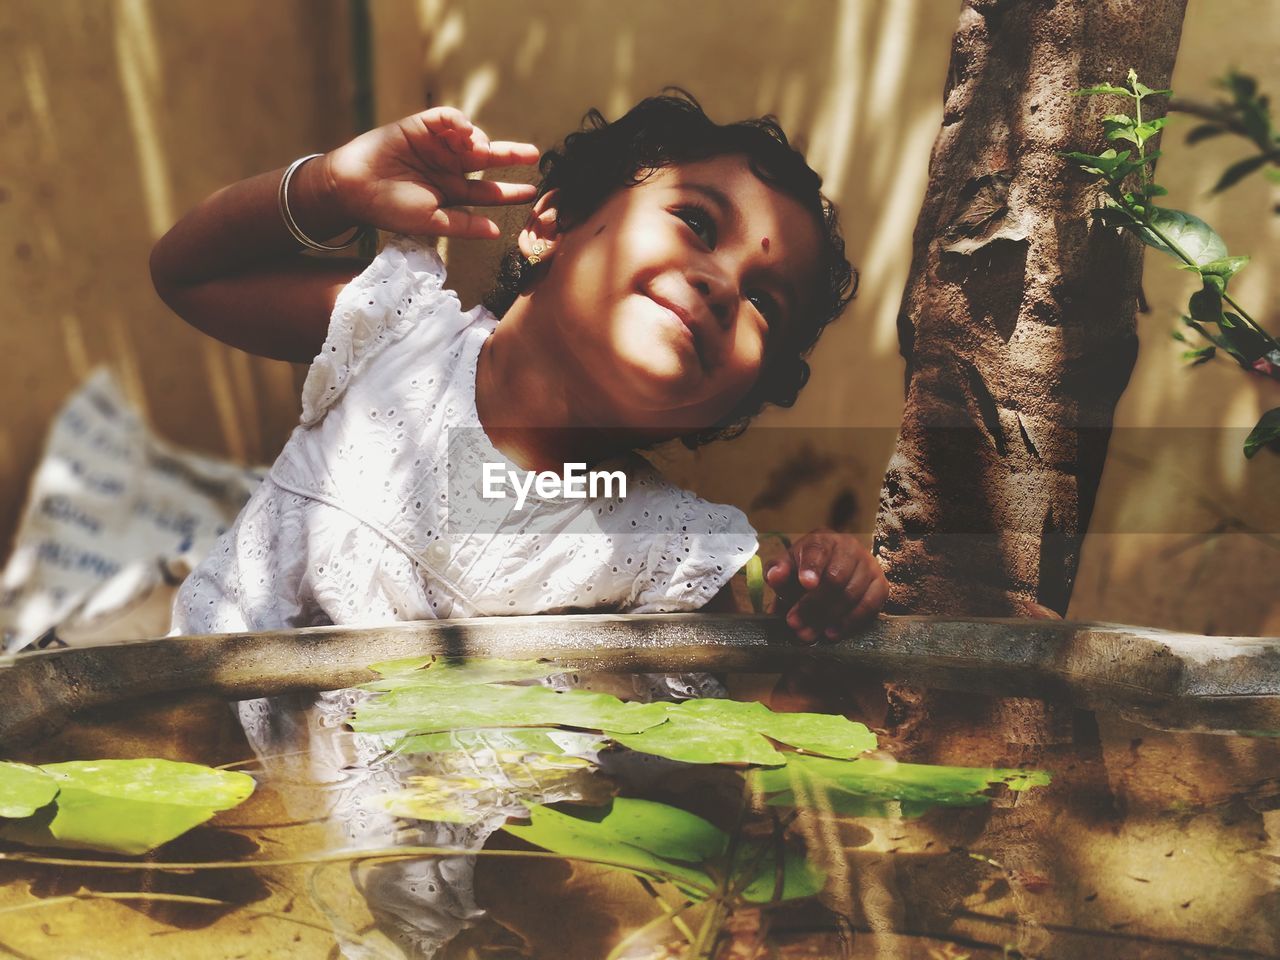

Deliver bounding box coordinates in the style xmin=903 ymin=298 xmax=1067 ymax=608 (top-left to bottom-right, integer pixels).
xmin=1168 ymin=97 xmax=1250 ymax=137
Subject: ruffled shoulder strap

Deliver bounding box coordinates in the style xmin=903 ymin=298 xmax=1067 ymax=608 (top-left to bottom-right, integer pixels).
xmin=300 ymin=234 xmax=453 ymax=426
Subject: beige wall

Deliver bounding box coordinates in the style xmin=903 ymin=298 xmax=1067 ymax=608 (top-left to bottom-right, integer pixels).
xmin=3 ymin=0 xmax=1277 ymax=633
xmin=0 ymin=0 xmax=354 ymax=550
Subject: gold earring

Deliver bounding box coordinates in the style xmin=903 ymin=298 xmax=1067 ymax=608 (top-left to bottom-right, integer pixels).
xmin=528 ymin=240 xmax=546 ymax=267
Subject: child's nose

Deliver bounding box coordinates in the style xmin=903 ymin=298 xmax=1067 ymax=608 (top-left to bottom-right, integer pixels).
xmin=690 ymin=271 xmax=734 ymax=331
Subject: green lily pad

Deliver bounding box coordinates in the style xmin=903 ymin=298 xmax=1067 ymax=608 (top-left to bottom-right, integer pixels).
xmin=752 ymin=755 xmax=1050 ymax=818
xmin=505 ymin=798 xmax=826 ymax=903
xmin=363 ymin=774 xmax=510 ymax=825
xmin=504 ymin=799 xmax=719 ymax=895
xmin=395 ymin=727 xmax=606 ymax=759
xmin=354 ymin=682 xmax=669 ymax=737
xmin=12 ymin=759 xmax=255 ymax=855
xmin=614 ymin=699 xmax=876 ymax=766
xmin=0 ymin=761 xmax=59 ymax=818
xmin=736 ymin=840 xmax=827 ymax=903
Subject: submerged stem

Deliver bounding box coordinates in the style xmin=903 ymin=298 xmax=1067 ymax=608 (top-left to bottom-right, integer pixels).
xmin=0 ymin=891 xmax=228 ymax=916
xmin=0 ymin=846 xmax=716 ymax=896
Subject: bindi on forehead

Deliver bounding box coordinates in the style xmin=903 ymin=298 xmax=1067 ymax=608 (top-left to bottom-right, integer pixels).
xmin=761 ymin=237 xmax=770 ymax=252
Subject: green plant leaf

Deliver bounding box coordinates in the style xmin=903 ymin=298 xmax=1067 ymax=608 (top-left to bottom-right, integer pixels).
xmin=504 ymin=800 xmax=721 ymax=894
xmin=1143 ymin=183 xmax=1169 ymax=197
xmin=614 ymin=699 xmax=877 ymax=766
xmin=1212 ymin=154 xmax=1271 ymax=193
xmin=1188 ymin=281 xmax=1225 ymax=326
xmin=354 ymin=681 xmax=670 ymax=737
xmin=1074 ymin=84 xmax=1131 ymax=97
xmin=1103 ymin=119 xmax=1139 ymax=145
xmin=1217 ymin=315 xmax=1274 ymax=363
xmin=3 ymin=759 xmax=256 ymax=855
xmin=1132 ymin=79 xmax=1171 ymax=99
xmin=751 ymin=755 xmax=1050 ymax=818
xmin=1136 ymin=208 xmax=1229 ymax=265
xmin=1197 ymin=255 xmax=1251 ymax=281
xmin=1182 ymin=346 xmax=1217 ymax=366
xmin=1135 ymin=117 xmax=1169 ymax=143
xmin=0 ymin=762 xmax=59 ymax=818
xmin=1244 ymin=407 xmax=1280 ymax=459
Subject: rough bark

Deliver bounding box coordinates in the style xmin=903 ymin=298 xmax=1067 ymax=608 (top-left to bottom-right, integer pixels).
xmin=874 ymin=0 xmax=1188 ymax=616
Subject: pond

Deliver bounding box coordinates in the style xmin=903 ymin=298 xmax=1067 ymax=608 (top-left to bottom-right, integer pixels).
xmin=0 ymin=620 xmax=1278 ymax=959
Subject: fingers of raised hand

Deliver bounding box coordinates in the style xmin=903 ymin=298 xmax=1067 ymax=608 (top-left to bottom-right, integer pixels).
xmin=422 ymin=206 xmax=502 ymax=240
xmin=444 ymin=176 xmax=537 ymax=206
xmin=410 ymin=109 xmax=537 ymax=170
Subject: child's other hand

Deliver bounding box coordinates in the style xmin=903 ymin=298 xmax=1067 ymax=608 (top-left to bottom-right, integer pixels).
xmin=764 ymin=530 xmax=888 ymax=644
xmin=325 ymin=107 xmax=540 ymax=239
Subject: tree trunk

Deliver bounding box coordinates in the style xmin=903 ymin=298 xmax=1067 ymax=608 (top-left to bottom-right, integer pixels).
xmin=874 ymin=0 xmax=1188 ymax=617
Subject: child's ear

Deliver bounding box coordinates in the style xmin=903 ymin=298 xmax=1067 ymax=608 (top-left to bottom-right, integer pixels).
xmin=517 ymin=189 xmax=561 ymax=265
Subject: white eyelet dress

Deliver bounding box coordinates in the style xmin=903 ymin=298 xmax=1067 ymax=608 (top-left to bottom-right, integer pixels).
xmin=168 ymin=234 xmax=758 ymax=958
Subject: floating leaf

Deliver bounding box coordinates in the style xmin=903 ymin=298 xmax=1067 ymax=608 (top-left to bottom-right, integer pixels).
xmin=752 ymin=755 xmax=1050 ymax=819
xmin=0 ymin=762 xmax=59 ymax=819
xmin=354 ymin=681 xmax=669 ymax=737
xmin=366 ymin=774 xmax=504 ymax=824
xmin=3 ymin=759 xmax=255 ymax=855
xmin=505 ymin=799 xmax=825 ymax=904
xmin=395 ymin=727 xmax=606 ymax=759
xmin=504 ymin=800 xmax=720 ymax=894
xmin=1244 ymin=407 xmax=1280 ymax=459
xmin=614 ymin=699 xmax=877 ymax=766
xmin=736 ymin=841 xmax=826 ymax=903
xmin=1135 ymin=208 xmax=1229 ymax=265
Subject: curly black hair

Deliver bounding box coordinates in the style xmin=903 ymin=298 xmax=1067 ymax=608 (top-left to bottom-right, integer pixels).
xmin=484 ymin=91 xmax=858 ymax=450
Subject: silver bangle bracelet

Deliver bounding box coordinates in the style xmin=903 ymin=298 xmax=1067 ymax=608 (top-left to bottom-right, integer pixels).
xmin=278 ymin=153 xmax=367 ymax=252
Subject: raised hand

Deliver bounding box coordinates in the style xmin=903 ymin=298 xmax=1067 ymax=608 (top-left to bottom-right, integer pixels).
xmin=323 ymin=106 xmax=540 ymax=239
xmin=765 ymin=529 xmax=889 ymax=644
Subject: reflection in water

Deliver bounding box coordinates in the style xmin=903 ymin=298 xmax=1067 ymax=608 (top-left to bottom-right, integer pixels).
xmin=1 ymin=669 xmax=1278 ymax=959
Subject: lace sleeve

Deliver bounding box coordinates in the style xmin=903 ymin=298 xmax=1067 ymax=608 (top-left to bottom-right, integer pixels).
xmin=299 ymin=234 xmax=451 ymax=426
xmin=626 ymin=497 xmax=758 ymax=614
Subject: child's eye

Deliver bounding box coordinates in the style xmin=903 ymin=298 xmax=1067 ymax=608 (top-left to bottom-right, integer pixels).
xmin=675 ymin=205 xmax=717 ymax=248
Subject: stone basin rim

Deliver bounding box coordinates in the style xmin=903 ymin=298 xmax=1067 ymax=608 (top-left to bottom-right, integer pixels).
xmin=1 ymin=614 xmax=1277 ymax=748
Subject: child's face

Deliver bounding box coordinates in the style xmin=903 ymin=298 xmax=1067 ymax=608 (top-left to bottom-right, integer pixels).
xmin=535 ymin=154 xmax=823 ymax=436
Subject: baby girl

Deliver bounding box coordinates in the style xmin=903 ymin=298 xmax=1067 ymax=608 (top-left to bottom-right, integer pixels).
xmin=151 ymin=93 xmax=888 ymax=955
